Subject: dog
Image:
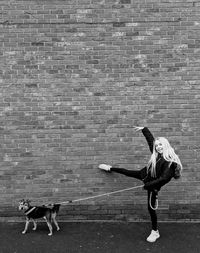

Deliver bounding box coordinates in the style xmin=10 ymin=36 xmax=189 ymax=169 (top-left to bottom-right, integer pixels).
xmin=18 ymin=199 xmax=60 ymax=236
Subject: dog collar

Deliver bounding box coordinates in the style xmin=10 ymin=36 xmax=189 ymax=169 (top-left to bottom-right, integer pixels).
xmin=25 ymin=207 xmax=36 ymax=215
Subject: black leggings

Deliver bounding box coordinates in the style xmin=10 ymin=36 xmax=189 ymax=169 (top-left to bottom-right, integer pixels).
xmin=111 ymin=167 xmax=158 ymax=231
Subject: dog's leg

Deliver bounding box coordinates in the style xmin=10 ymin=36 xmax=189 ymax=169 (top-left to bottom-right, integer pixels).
xmin=44 ymin=217 xmax=53 ymax=236
xmin=52 ymin=214 xmax=60 ymax=231
xmin=46 ymin=221 xmax=53 ymax=236
xmin=22 ymin=218 xmax=30 ymax=234
xmin=32 ymin=219 xmax=37 ymax=231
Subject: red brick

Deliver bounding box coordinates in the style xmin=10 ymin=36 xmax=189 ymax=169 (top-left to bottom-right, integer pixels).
xmin=0 ymin=0 xmax=199 ymax=222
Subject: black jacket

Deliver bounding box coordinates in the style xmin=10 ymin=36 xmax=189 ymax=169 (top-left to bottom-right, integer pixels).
xmin=140 ymin=127 xmax=177 ymax=191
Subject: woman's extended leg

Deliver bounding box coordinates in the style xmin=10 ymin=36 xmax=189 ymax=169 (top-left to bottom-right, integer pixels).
xmin=111 ymin=167 xmax=142 ymax=180
xmin=99 ymin=164 xmax=143 ymax=180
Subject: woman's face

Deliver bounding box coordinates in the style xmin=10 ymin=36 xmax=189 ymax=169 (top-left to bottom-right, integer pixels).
xmin=155 ymin=140 xmax=163 ymax=154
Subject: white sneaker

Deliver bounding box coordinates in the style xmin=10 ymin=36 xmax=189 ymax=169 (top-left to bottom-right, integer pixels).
xmin=98 ymin=164 xmax=112 ymax=172
xmin=146 ymin=230 xmax=160 ymax=243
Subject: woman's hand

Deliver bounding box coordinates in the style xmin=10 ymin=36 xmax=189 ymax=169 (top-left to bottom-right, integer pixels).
xmin=133 ymin=126 xmax=144 ymax=132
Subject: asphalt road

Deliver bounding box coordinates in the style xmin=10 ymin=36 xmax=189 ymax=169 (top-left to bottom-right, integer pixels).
xmin=0 ymin=222 xmax=199 ymax=253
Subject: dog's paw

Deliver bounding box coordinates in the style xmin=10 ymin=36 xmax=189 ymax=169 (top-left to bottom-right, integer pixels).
xmin=22 ymin=230 xmax=26 ymax=234
xmin=57 ymin=227 xmax=60 ymax=231
xmin=48 ymin=232 xmax=52 ymax=236
xmin=32 ymin=227 xmax=37 ymax=231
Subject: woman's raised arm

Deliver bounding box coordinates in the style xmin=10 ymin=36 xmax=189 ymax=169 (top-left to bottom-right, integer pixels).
xmin=133 ymin=126 xmax=155 ymax=153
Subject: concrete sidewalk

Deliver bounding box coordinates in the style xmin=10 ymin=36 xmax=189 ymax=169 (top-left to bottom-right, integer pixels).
xmin=0 ymin=222 xmax=199 ymax=253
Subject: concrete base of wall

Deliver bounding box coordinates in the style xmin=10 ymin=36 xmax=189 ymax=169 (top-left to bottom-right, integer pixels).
xmin=2 ymin=203 xmax=200 ymax=222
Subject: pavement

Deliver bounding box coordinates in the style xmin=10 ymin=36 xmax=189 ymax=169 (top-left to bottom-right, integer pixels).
xmin=0 ymin=221 xmax=199 ymax=253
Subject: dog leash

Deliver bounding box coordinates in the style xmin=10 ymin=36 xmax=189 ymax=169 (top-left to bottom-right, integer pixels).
xmin=57 ymin=185 xmax=144 ymax=206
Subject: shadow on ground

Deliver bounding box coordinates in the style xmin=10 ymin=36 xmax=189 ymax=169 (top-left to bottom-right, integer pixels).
xmin=0 ymin=222 xmax=199 ymax=253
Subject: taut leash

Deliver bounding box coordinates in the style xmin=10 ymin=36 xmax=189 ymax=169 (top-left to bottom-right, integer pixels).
xmin=57 ymin=185 xmax=144 ymax=206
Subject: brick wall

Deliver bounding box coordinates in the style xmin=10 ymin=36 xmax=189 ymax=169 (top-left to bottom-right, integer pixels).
xmin=0 ymin=0 xmax=200 ymax=221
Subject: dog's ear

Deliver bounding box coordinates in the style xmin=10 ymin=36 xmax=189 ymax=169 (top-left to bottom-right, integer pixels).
xmin=26 ymin=199 xmax=31 ymax=204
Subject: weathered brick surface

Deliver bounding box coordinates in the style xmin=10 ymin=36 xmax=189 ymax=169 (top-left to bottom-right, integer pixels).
xmin=0 ymin=0 xmax=199 ymax=221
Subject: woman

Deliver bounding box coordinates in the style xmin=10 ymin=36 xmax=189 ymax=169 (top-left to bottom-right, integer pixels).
xmin=99 ymin=126 xmax=182 ymax=243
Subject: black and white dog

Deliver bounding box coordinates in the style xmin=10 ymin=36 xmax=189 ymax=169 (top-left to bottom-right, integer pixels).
xmin=18 ymin=199 xmax=60 ymax=236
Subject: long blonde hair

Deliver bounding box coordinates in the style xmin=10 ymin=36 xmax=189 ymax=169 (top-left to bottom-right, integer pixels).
xmin=147 ymin=137 xmax=183 ymax=177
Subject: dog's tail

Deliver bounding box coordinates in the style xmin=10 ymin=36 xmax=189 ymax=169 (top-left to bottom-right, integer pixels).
xmin=52 ymin=204 xmax=61 ymax=213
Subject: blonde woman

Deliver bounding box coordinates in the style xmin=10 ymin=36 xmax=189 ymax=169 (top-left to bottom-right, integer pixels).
xmin=99 ymin=126 xmax=182 ymax=243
